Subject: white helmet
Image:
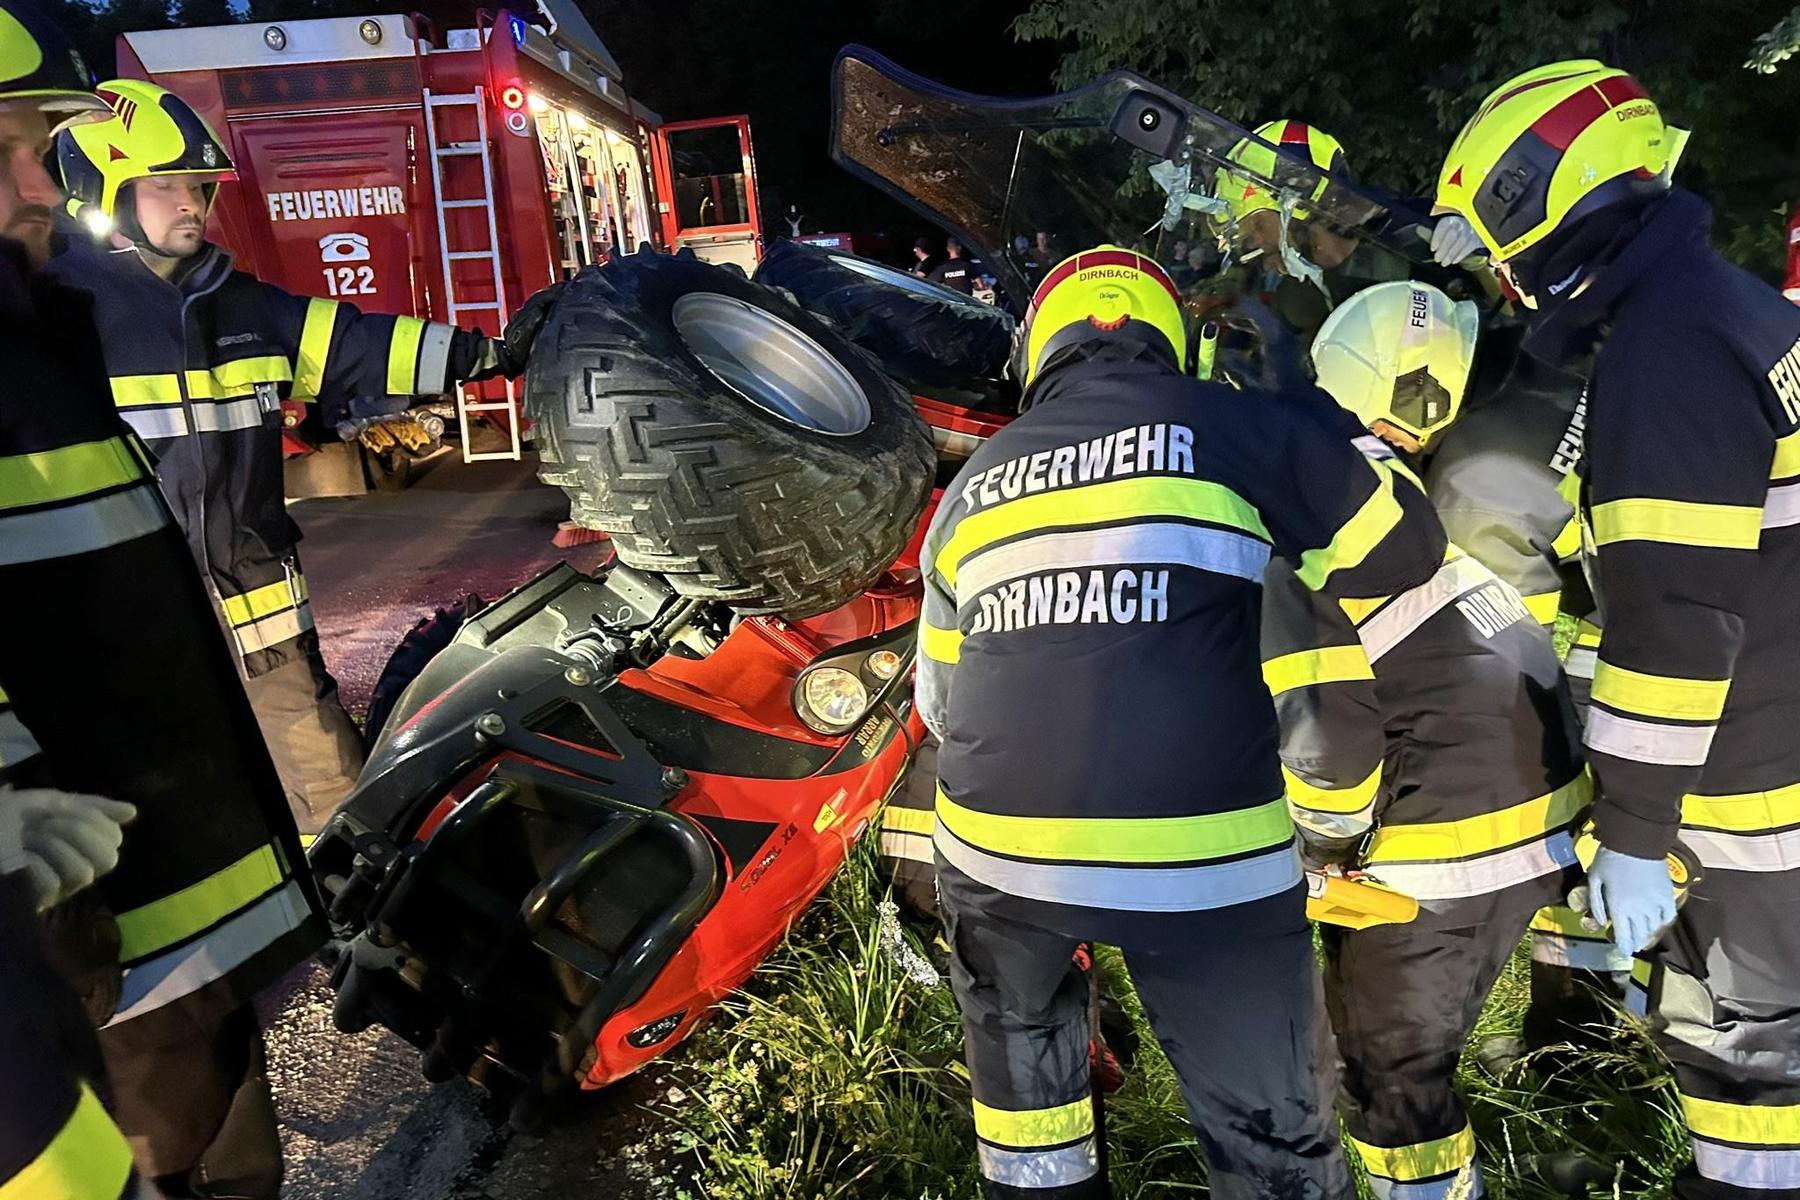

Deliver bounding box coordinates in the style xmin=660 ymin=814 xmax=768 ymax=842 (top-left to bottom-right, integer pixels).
xmin=1311 ymin=280 xmax=1480 ymax=448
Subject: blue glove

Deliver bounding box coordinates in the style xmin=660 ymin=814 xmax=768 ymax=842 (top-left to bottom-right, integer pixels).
xmin=1583 ymin=846 xmax=1677 ymax=957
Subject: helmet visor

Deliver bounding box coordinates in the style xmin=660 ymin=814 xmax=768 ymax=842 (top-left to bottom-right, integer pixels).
xmin=831 ymin=46 xmax=1433 ymax=311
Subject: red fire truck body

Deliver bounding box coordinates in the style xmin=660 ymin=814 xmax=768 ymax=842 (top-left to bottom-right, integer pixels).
xmin=118 ymin=4 xmax=763 ymax=461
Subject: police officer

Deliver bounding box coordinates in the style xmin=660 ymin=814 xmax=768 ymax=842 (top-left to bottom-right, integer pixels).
xmin=1437 ymin=61 xmax=1800 ymax=1198
xmin=0 ymin=6 xmax=323 ymax=1194
xmin=49 ymin=81 xmax=528 ymax=831
xmin=916 ymin=246 xmax=1447 ymax=1199
xmin=1262 ymin=280 xmax=1585 ymax=1198
xmin=928 ymin=236 xmax=980 ymax=295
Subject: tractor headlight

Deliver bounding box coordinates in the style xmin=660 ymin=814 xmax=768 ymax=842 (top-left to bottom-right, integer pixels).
xmin=796 ymin=666 xmax=869 ymax=735
xmin=866 ymin=649 xmax=902 ymax=681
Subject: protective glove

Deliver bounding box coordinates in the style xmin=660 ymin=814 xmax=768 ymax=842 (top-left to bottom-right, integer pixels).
xmin=1297 ymin=832 xmax=1361 ymax=873
xmin=491 ymin=280 xmax=568 ymax=379
xmin=0 ymin=788 xmax=136 ymax=911
xmin=1578 ymin=845 xmax=1677 ymax=958
xmin=1428 ymin=215 xmax=1486 ymax=267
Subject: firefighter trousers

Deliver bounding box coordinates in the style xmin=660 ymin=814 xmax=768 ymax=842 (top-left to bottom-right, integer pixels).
xmin=1523 ymin=904 xmax=1631 ymax=1057
xmin=1321 ymin=900 xmax=1535 ymax=1200
xmin=243 ymin=639 xmax=364 ymax=835
xmin=100 ymin=1001 xmax=283 ymax=1199
xmin=1647 ymin=878 xmax=1800 ymax=1199
xmin=39 ymin=894 xmax=283 ymax=1197
xmin=941 ymin=870 xmax=1351 ymax=1200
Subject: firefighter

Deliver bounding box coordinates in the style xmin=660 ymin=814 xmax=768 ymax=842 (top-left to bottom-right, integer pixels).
xmin=48 ymin=80 xmax=530 ymax=832
xmin=1422 ymin=316 xmax=1626 ymax=1065
xmin=1436 ymin=60 xmax=1800 ymax=1198
xmin=0 ymin=5 xmax=324 ymax=1194
xmin=1214 ymin=121 xmax=1410 ymax=342
xmin=1262 ymin=279 xmax=1585 ymax=1198
xmin=915 ymin=246 xmax=1448 ymax=1199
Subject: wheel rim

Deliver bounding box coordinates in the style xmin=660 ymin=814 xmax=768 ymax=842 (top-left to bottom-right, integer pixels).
xmin=673 ymin=293 xmax=872 ymax=436
xmin=830 ymin=253 xmax=988 ymax=309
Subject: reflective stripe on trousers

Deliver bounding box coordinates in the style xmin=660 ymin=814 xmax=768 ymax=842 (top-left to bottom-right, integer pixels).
xmin=973 ymin=1097 xmax=1100 ymax=1190
xmin=1626 ymin=958 xmax=1651 ymax=1019
xmin=1684 ymin=1095 xmax=1800 ymax=1190
xmin=1350 ymin=1124 xmax=1477 ymax=1189
xmin=220 ymin=571 xmax=314 ymax=657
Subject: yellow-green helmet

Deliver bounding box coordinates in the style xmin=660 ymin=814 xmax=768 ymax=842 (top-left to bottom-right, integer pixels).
xmin=55 ymin=78 xmax=233 ymax=222
xmin=0 ymin=1 xmax=107 ymax=122
xmin=1024 ymin=246 xmax=1187 ymax=385
xmin=1217 ymin=120 xmax=1346 ymax=224
xmin=1311 ymin=280 xmax=1479 ymax=448
xmin=1435 ymin=61 xmax=1672 ymax=262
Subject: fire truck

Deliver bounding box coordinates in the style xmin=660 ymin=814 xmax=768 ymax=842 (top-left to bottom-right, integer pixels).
xmin=117 ymin=1 xmax=765 ymax=468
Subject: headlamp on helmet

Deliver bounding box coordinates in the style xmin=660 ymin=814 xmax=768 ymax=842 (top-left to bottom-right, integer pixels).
xmin=1311 ymin=280 xmax=1479 ymax=449
xmin=1023 ymin=246 xmax=1188 ymax=386
xmin=54 ymin=78 xmax=234 ymax=241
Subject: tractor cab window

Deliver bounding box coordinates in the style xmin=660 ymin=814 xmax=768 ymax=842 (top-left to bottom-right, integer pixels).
xmin=667 ymin=125 xmax=749 ymax=228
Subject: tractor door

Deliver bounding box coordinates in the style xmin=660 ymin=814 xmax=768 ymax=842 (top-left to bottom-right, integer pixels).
xmin=650 ymin=115 xmax=763 ymax=272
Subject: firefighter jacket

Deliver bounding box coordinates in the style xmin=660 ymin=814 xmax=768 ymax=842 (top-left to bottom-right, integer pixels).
xmin=0 ymin=876 xmax=136 ymax=1200
xmin=915 ymin=343 xmax=1448 ymax=944
xmin=1424 ymin=325 xmax=1602 ymax=701
xmin=45 ymin=238 xmax=491 ymax=677
xmin=1524 ymin=188 xmax=1800 ymax=1194
xmin=0 ymin=245 xmax=322 ymax=1036
xmin=1520 ymin=190 xmax=1800 ymax=862
xmin=1261 ymin=442 xmax=1586 ymax=922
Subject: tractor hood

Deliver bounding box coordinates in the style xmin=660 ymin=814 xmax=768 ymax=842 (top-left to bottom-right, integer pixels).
xmin=829 ymin=45 xmax=1435 ymax=312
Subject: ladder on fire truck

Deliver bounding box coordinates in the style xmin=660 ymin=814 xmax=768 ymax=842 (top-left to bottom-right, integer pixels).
xmin=422 ymin=86 xmax=522 ymax=463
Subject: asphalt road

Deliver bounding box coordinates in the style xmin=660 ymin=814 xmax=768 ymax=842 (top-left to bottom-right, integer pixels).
xmin=272 ymin=453 xmax=681 ymax=1199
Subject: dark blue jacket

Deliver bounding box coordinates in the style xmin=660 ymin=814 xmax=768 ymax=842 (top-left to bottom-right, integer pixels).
xmin=916 ymin=341 xmax=1446 ymax=941
xmin=1526 ymin=191 xmax=1800 ymax=853
xmin=46 ymin=239 xmax=484 ymax=676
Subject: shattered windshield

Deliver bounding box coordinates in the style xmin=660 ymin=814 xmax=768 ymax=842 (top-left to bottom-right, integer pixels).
xmin=829 ymin=46 xmax=1436 ymax=317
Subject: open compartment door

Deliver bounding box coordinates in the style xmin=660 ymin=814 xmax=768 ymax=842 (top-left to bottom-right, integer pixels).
xmin=651 ymin=115 xmax=763 ymax=272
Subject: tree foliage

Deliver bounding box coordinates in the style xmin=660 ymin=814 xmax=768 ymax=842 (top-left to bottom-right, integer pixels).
xmin=1748 ymin=5 xmax=1800 ymax=72
xmin=1016 ymin=0 xmax=1800 ymax=275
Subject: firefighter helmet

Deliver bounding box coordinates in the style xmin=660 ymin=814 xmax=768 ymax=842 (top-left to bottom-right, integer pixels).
xmin=1435 ymin=61 xmax=1672 ymax=262
xmin=0 ymin=0 xmax=106 ymax=123
xmin=56 ymin=78 xmax=233 ymax=220
xmin=1023 ymin=246 xmax=1186 ymax=385
xmin=1311 ymin=280 xmax=1479 ymax=448
xmin=1217 ymin=120 xmax=1346 ymax=225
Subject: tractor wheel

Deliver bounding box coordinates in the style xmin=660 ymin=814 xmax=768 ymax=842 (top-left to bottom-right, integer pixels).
xmin=754 ymin=239 xmax=1018 ymax=406
xmin=527 ymin=250 xmax=935 ymax=618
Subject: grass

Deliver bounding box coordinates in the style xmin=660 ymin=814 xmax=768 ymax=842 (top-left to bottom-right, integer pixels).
xmin=659 ymin=843 xmax=1692 ymax=1200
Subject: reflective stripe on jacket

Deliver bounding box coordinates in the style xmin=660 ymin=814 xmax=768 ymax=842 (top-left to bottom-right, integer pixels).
xmin=916 ymin=344 xmax=1447 ymax=938
xmin=44 ymin=238 xmax=480 ymax=676
xmin=1262 ymin=444 xmax=1585 ymax=918
xmin=0 ymin=246 xmax=321 ymax=1031
xmin=1537 ymin=192 xmax=1800 ymax=864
